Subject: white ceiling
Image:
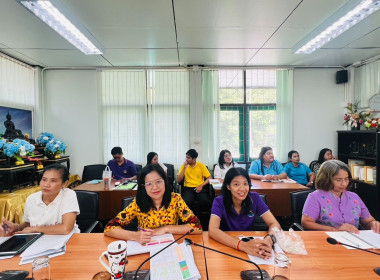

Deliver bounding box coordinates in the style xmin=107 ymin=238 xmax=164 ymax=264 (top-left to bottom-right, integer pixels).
xmin=1 ymin=0 xmax=380 ymax=68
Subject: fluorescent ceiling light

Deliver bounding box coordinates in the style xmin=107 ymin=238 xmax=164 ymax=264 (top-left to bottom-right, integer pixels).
xmin=293 ymin=0 xmax=380 ymax=54
xmin=18 ymin=0 xmax=104 ymax=55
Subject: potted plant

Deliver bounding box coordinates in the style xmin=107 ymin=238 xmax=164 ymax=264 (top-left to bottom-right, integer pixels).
xmin=343 ymin=101 xmax=371 ymax=130
xmin=45 ymin=138 xmax=66 ymax=159
xmin=3 ymin=139 xmax=35 ymax=165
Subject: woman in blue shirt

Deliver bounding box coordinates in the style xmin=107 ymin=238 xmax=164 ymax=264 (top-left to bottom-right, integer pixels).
xmin=284 ymin=150 xmax=315 ymax=187
xmin=248 ymin=146 xmax=287 ymax=180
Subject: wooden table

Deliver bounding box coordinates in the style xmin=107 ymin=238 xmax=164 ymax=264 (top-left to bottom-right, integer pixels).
xmin=202 ymin=231 xmax=380 ymax=280
xmin=2 ymin=233 xmax=207 ymax=279
xmin=215 ymin=180 xmax=308 ymax=216
xmin=74 ymin=181 xmax=137 ymax=220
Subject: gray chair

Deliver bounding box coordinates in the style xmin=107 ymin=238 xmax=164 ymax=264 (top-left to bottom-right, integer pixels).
xmin=290 ymin=189 xmax=314 ymax=231
xmin=252 ymin=193 xmax=269 ymax=231
xmin=121 ymin=196 xmax=138 ymax=231
xmin=75 ymin=190 xmax=102 ymax=233
xmin=81 ymin=164 xmax=106 ymax=183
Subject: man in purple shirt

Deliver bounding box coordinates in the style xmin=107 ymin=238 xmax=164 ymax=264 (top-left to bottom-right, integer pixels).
xmin=107 ymin=147 xmax=137 ymax=181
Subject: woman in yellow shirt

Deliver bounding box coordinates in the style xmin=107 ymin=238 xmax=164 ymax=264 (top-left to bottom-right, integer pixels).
xmin=104 ymin=164 xmax=202 ymax=244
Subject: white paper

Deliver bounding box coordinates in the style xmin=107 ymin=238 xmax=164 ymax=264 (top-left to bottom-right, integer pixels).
xmin=19 ymin=245 xmax=66 ymax=265
xmin=20 ymin=231 xmax=74 ymax=258
xmin=325 ymin=231 xmax=379 ymax=249
xmin=150 ymin=242 xmax=200 ymax=280
xmin=126 ymin=233 xmax=174 ymax=256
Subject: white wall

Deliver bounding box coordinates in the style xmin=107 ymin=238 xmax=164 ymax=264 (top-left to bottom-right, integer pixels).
xmin=41 ymin=68 xmax=346 ymax=176
xmin=43 ymin=70 xmax=102 ymax=176
xmin=293 ymin=68 xmax=345 ymax=165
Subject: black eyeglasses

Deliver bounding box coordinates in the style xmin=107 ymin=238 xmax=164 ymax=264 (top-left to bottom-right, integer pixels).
xmin=241 ymin=236 xmax=254 ymax=242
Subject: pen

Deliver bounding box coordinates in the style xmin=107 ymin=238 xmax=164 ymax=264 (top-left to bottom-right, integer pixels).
xmin=138 ymin=227 xmax=147 ymax=232
xmin=3 ymin=223 xmax=8 ymax=234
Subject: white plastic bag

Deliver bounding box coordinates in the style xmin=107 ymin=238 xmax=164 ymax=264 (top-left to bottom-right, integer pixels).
xmin=272 ymin=227 xmax=308 ymax=255
xmin=102 ymin=166 xmax=112 ymax=189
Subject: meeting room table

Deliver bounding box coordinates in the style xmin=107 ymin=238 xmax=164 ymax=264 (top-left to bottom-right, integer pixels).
xmin=202 ymin=231 xmax=380 ymax=280
xmin=2 ymin=233 xmax=207 ymax=279
xmin=74 ymin=181 xmax=137 ymax=220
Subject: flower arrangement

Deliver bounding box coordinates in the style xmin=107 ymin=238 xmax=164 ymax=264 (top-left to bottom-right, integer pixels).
xmin=45 ymin=138 xmax=66 ymax=158
xmin=364 ymin=117 xmax=380 ymax=129
xmin=36 ymin=132 xmax=55 ymax=146
xmin=343 ymin=101 xmax=371 ymax=128
xmin=3 ymin=138 xmax=35 ymax=165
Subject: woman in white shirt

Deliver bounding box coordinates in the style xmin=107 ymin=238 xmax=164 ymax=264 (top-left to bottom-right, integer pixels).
xmin=147 ymin=152 xmax=168 ymax=173
xmin=214 ymin=149 xmax=240 ymax=182
xmin=0 ymin=164 xmax=80 ymax=236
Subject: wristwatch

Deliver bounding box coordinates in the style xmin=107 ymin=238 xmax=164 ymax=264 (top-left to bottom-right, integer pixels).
xmin=264 ymin=233 xmax=276 ymax=245
xmin=309 ymin=181 xmax=314 ymax=184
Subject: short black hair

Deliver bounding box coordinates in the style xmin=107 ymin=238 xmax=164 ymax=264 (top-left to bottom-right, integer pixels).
xmin=288 ymin=150 xmax=298 ymax=159
xmin=111 ymin=146 xmax=123 ymax=156
xmin=318 ymin=148 xmax=332 ymax=163
xmin=221 ymin=167 xmax=252 ymax=215
xmin=186 ymin=149 xmax=198 ymax=159
xmin=147 ymin=152 xmax=158 ymax=165
xmin=136 ymin=164 xmax=172 ymax=213
xmin=43 ymin=163 xmax=69 ymax=182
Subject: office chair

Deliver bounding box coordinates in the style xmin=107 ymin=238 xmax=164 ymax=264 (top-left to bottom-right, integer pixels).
xmin=309 ymin=160 xmax=319 ymax=172
xmin=75 ymin=190 xmax=102 ymax=233
xmin=81 ymin=164 xmax=107 ymax=183
xmin=252 ymin=193 xmax=269 ymax=231
xmin=163 ymin=163 xmax=176 ymax=191
xmin=289 ymin=189 xmax=314 ymax=231
xmin=121 ymin=196 xmax=138 ymax=231
xmin=135 ymin=164 xmax=143 ymax=180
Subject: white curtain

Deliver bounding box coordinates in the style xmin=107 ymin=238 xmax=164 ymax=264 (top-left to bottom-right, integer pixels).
xmin=276 ymin=69 xmax=294 ymax=163
xmin=101 ymin=70 xmax=147 ymax=164
xmin=149 ymin=70 xmax=190 ymax=167
xmin=201 ymin=70 xmax=220 ymax=168
xmin=353 ymin=60 xmax=380 ymax=108
xmin=0 ymin=53 xmax=35 ymax=109
xmin=101 ymin=70 xmax=190 ymax=167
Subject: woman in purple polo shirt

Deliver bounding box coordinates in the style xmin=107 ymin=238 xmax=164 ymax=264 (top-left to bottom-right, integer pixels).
xmin=302 ymin=160 xmax=380 ymax=233
xmin=209 ymin=167 xmax=281 ymax=260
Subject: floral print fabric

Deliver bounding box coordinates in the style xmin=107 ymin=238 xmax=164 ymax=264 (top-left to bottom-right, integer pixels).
xmin=302 ymin=190 xmax=370 ymax=228
xmin=104 ymin=193 xmax=202 ymax=232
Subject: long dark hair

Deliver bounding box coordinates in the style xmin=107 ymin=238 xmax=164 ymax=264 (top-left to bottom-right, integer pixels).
xmin=218 ymin=149 xmax=236 ymax=169
xmin=318 ymin=148 xmax=332 ymax=164
xmin=136 ymin=164 xmax=172 ymax=213
xmin=222 ymin=167 xmax=252 ymax=215
xmin=259 ymin=146 xmax=273 ymax=175
xmin=146 ymin=152 xmax=158 ymax=165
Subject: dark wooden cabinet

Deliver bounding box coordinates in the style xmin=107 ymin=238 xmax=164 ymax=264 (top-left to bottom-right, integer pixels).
xmin=337 ymin=130 xmax=380 ymax=220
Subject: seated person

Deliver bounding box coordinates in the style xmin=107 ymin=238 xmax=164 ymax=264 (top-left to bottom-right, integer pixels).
xmin=146 ymin=152 xmax=167 ymax=173
xmin=248 ymin=146 xmax=287 ymax=180
xmin=209 ymin=167 xmax=281 ymax=260
xmin=104 ymin=164 xmax=202 ymax=243
xmin=0 ymin=164 xmax=79 ymax=236
xmin=284 ymin=150 xmax=315 ymax=187
xmin=177 ymin=149 xmax=212 ymax=214
xmin=312 ymin=148 xmax=336 ymax=174
xmin=301 ymin=160 xmax=380 ymax=233
xmin=214 ymin=149 xmax=240 ymax=182
xmin=107 ymin=146 xmax=137 ymax=181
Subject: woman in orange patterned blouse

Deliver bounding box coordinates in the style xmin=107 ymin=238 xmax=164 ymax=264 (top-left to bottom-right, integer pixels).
xmin=104 ymin=164 xmax=202 ymax=243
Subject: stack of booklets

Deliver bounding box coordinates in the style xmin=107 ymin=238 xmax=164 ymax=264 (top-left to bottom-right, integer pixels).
xmin=19 ymin=231 xmax=74 ymax=264
xmin=326 ymin=230 xmax=380 ymax=249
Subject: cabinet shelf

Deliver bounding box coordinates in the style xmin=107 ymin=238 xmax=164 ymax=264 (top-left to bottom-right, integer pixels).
xmin=338 ymin=154 xmax=376 ymax=161
xmin=337 ymin=130 xmax=379 ymax=220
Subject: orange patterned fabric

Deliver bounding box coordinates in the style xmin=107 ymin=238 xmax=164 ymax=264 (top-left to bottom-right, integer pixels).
xmin=104 ymin=193 xmax=202 ymax=232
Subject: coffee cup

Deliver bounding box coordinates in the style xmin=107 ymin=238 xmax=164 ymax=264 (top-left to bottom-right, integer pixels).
xmin=99 ymin=241 xmax=127 ymax=280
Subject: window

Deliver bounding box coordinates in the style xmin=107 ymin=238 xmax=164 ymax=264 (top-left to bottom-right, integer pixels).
xmin=219 ymin=69 xmax=277 ymax=162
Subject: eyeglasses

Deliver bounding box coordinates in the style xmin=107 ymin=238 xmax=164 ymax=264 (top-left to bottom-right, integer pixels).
xmin=144 ymin=179 xmax=164 ymax=188
xmin=239 ymin=235 xmax=254 ymax=242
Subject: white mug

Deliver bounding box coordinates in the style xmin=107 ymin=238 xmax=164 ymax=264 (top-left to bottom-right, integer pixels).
xmin=99 ymin=241 xmax=127 ymax=280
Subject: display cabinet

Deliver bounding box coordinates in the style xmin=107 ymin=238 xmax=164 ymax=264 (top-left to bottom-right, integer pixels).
xmin=337 ymin=130 xmax=379 ymax=220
